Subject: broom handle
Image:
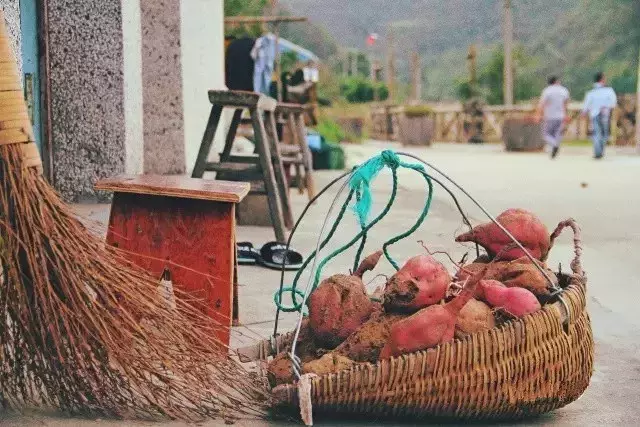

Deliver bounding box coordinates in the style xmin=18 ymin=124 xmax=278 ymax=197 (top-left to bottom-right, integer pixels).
xmin=0 ymin=10 xmax=43 ymax=174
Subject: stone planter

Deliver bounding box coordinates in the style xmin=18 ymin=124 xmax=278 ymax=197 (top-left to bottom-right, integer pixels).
xmin=336 ymin=117 xmax=364 ymax=141
xmin=502 ymin=117 xmax=545 ymax=152
xmin=396 ymin=106 xmax=435 ymax=146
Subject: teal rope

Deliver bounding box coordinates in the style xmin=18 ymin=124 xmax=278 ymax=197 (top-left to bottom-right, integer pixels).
xmin=382 ymin=168 xmax=434 ymax=269
xmin=352 ymin=189 xmax=368 ymax=273
xmin=273 ymin=188 xmax=356 ymax=312
xmin=311 ymin=167 xmax=399 ymax=290
xmin=273 ymin=150 xmax=434 ymax=313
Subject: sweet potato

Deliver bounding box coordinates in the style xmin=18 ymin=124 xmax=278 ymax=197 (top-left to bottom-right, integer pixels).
xmin=454 ymin=298 xmax=495 ymax=339
xmin=456 ymin=256 xmax=556 ymax=298
xmin=302 ymin=353 xmax=358 ymax=376
xmin=307 ymin=274 xmax=374 ymax=349
xmin=267 ymin=352 xmax=295 ymax=387
xmin=334 ymin=313 xmax=406 ymax=362
xmin=380 ymin=266 xmax=486 ymax=359
xmin=354 ymin=250 xmax=384 ymax=278
xmin=286 ymin=318 xmax=319 ymax=363
xmin=455 ymin=208 xmax=550 ymax=261
xmin=383 ymin=255 xmax=451 ymax=313
xmin=478 ymin=280 xmax=541 ymax=317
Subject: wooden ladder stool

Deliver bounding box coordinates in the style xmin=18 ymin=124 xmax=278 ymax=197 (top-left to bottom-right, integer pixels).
xmin=95 ymin=175 xmax=249 ymax=346
xmin=276 ymin=102 xmax=316 ymax=200
xmin=191 ymin=90 xmax=293 ymax=243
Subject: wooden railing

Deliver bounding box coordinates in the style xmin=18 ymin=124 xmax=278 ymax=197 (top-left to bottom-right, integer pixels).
xmin=371 ymin=97 xmax=637 ymax=145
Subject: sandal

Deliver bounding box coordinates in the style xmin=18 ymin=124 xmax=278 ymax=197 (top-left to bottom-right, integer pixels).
xmin=259 ymin=242 xmax=304 ymax=271
xmin=237 ymin=242 xmax=261 ymax=265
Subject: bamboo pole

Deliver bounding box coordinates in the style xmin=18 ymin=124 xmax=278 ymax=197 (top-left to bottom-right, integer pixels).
xmin=503 ymin=0 xmax=514 ymax=106
xmin=386 ymin=28 xmax=395 ymax=101
xmin=636 ymin=44 xmax=640 ymax=153
xmin=410 ymin=51 xmax=421 ymax=102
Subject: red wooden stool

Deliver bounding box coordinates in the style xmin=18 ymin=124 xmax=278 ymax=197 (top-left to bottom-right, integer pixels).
xmin=95 ymin=175 xmax=249 ymax=346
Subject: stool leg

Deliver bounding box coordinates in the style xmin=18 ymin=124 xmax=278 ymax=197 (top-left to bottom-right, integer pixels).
xmin=232 ymin=235 xmax=240 ymax=326
xmin=221 ymin=108 xmax=243 ymax=162
xmin=266 ymin=111 xmax=294 ymax=229
xmin=250 ymin=108 xmax=287 ymax=243
xmin=295 ymin=112 xmax=316 ymax=199
xmin=192 ymin=105 xmax=223 ymax=178
xmin=286 ymin=113 xmax=305 ymax=195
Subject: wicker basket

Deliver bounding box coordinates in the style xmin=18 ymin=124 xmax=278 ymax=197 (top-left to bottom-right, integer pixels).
xmin=246 ymin=149 xmax=594 ymax=423
xmin=257 ymin=227 xmax=593 ymax=423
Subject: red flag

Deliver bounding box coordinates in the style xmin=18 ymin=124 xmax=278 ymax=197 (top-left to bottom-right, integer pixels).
xmin=366 ymin=33 xmax=379 ymax=47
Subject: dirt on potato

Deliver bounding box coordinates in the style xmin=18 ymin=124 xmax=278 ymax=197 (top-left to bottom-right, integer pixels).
xmin=335 ymin=313 xmax=407 ymax=363
xmin=454 ymin=298 xmax=496 ymax=339
xmin=267 ymin=352 xmax=295 ymax=387
xmin=302 ymin=353 xmax=359 ymax=376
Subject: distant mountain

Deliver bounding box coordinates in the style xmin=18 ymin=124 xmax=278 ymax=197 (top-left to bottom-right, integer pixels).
xmin=280 ymin=0 xmax=639 ymax=100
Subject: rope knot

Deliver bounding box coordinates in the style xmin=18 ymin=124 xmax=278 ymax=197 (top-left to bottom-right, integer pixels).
xmin=381 ymin=150 xmax=401 ymax=169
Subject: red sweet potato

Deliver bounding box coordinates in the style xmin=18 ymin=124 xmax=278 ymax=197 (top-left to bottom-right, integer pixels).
xmin=380 ymin=266 xmax=486 ymax=359
xmin=354 ymin=250 xmax=384 ymax=278
xmin=267 ymin=352 xmax=295 ymax=387
xmin=456 ymin=257 xmax=556 ymax=298
xmin=383 ymin=255 xmax=451 ymax=313
xmin=478 ymin=280 xmax=541 ymax=317
xmin=334 ymin=313 xmax=406 ymax=362
xmin=307 ymin=274 xmax=374 ymax=349
xmin=454 ymin=298 xmax=496 ymax=339
xmin=455 ymin=208 xmax=550 ymax=261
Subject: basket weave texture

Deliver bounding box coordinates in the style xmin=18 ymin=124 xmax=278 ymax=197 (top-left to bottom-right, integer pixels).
xmin=271 ymin=273 xmax=593 ymax=420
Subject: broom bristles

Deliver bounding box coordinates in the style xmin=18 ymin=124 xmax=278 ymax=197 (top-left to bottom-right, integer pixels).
xmin=0 ymin=144 xmax=270 ymax=420
xmin=0 ymin=144 xmax=271 ymax=419
xmin=0 ymin=10 xmax=269 ymax=421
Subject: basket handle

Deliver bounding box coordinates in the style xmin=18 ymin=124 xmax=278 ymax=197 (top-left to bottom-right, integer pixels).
xmin=549 ymin=218 xmax=583 ymax=277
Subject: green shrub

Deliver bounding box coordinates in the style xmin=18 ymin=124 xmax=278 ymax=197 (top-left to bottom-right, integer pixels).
xmin=339 ymin=76 xmax=389 ymax=103
xmin=316 ymin=117 xmax=346 ymax=143
xmin=403 ymin=105 xmax=434 ymax=117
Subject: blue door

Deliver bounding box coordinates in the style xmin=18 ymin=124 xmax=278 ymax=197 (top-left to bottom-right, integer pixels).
xmin=19 ymin=0 xmax=42 ymax=152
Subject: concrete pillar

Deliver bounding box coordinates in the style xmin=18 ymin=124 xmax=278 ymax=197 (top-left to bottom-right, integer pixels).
xmin=47 ymin=0 xmax=126 ymax=202
xmin=180 ymin=0 xmax=226 ymax=174
xmin=122 ymin=0 xmax=144 ymax=175
xmin=140 ymin=0 xmax=185 ymax=174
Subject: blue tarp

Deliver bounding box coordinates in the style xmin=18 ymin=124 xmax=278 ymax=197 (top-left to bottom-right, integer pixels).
xmin=265 ymin=33 xmax=320 ymax=63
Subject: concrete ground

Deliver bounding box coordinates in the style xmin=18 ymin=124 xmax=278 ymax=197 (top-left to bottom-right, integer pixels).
xmin=3 ymin=142 xmax=640 ymax=426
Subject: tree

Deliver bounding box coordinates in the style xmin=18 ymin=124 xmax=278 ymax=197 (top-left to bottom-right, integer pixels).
xmin=224 ymin=0 xmax=268 ymax=38
xmin=476 ymin=45 xmax=541 ymax=105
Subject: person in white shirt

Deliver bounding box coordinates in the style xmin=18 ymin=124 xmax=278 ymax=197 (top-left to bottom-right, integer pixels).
xmin=581 ymin=72 xmax=617 ymax=159
xmin=536 ymin=76 xmax=570 ymax=159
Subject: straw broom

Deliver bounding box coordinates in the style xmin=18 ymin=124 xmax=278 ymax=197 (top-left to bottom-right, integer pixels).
xmin=0 ymin=11 xmax=269 ymax=421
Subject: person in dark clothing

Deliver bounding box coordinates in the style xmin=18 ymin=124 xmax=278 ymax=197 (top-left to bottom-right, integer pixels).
xmin=225 ymin=37 xmax=256 ymax=91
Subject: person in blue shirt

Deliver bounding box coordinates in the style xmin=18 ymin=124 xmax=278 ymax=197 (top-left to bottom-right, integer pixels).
xmin=581 ymin=72 xmax=617 ymax=159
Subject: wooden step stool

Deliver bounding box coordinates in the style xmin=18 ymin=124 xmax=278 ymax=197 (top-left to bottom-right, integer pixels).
xmin=191 ymin=90 xmax=293 ymax=243
xmin=276 ymin=102 xmax=316 ymax=200
xmin=95 ymin=175 xmax=249 ymax=346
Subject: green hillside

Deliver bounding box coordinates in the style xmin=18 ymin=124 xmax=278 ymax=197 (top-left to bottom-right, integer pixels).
xmin=280 ymin=0 xmax=639 ymax=101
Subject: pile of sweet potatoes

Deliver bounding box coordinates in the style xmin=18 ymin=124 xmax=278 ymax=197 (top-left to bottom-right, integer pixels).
xmin=267 ymin=208 xmax=564 ymax=386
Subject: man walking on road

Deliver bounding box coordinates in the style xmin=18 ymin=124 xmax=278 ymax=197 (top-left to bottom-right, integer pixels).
xmin=582 ymin=72 xmax=617 ymax=159
xmin=536 ymin=76 xmax=570 ymax=159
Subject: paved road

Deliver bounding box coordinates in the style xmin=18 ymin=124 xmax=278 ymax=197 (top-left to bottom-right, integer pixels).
xmin=3 ymin=142 xmax=640 ymax=426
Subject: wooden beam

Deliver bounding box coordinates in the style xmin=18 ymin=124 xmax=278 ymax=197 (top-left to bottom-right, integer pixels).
xmin=224 ymin=16 xmax=307 ymax=24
